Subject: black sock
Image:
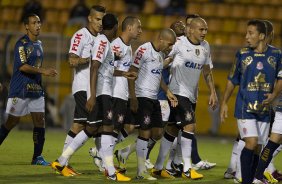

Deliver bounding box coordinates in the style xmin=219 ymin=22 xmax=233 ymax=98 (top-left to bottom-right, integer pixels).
xmin=241 ymin=147 xmax=254 ymax=184
xmin=146 ymin=138 xmax=156 ymax=160
xmin=0 ymin=125 xmax=10 ymax=145
xmin=33 ymin=127 xmax=45 ymax=160
xmin=255 ymin=140 xmax=280 ymax=180
xmin=251 ymin=154 xmax=259 ymax=180
xmin=191 ymin=135 xmax=201 ymax=164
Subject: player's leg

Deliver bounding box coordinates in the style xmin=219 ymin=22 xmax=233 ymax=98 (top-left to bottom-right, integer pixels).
xmin=238 ymin=119 xmax=263 ymax=184
xmin=254 ymin=113 xmax=282 ymax=183
xmin=0 ymin=97 xmax=28 ymax=145
xmin=224 ymin=135 xmax=240 ymax=179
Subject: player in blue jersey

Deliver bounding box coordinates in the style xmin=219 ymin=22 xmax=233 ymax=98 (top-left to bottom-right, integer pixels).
xmin=0 ymin=14 xmax=57 ymax=165
xmin=221 ymin=19 xmax=282 ymax=184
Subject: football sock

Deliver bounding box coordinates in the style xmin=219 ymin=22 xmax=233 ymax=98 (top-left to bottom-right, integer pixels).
xmin=101 ymin=133 xmax=116 ymax=176
xmin=32 ymin=127 xmax=45 ymax=159
xmin=58 ymin=130 xmax=90 ymax=166
xmin=0 ymin=125 xmax=10 ymax=145
xmin=154 ymin=132 xmax=175 ymax=170
xmin=63 ymin=130 xmax=76 ymax=152
xmin=228 ymin=139 xmax=239 ymax=172
xmin=235 ymin=139 xmax=245 ymax=179
xmin=241 ymin=147 xmax=254 ymax=184
xmin=165 ymin=138 xmax=177 ymax=170
xmin=255 ymin=140 xmax=280 ymax=180
xmin=136 ymin=136 xmax=148 ymax=176
xmin=173 ymin=131 xmax=183 ymax=165
xmin=146 ymin=138 xmax=156 ymax=160
xmin=181 ymin=131 xmax=193 ymax=172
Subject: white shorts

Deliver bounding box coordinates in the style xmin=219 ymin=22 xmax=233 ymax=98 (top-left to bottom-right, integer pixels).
xmin=159 ymin=100 xmax=170 ymax=122
xmin=6 ymin=97 xmax=45 ymax=116
xmin=237 ymin=119 xmax=270 ymax=145
xmin=271 ymin=111 xmax=282 ymax=134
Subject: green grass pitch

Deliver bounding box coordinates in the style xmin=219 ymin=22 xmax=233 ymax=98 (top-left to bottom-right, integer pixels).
xmin=0 ymin=129 xmax=281 ymax=183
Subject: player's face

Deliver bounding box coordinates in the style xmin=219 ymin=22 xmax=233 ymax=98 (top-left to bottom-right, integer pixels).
xmin=26 ymin=16 xmax=41 ymax=37
xmin=160 ymin=37 xmax=176 ymax=55
xmin=130 ymin=20 xmax=142 ymax=40
xmin=89 ymin=11 xmax=104 ymax=34
xmin=246 ymin=25 xmax=262 ymax=48
xmin=189 ymin=21 xmax=208 ymax=44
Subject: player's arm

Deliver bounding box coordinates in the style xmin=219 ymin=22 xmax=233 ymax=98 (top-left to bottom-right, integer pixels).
xmin=68 ymin=53 xmax=91 ymax=68
xmin=16 ymin=43 xmax=57 ymax=77
xmin=220 ymin=80 xmax=236 ymax=122
xmin=85 ymin=60 xmax=101 ymax=112
xmin=160 ymin=77 xmax=178 ymax=107
xmin=113 ymin=69 xmax=137 ymax=80
xmin=202 ymin=64 xmax=218 ymax=110
xmin=128 ymin=66 xmax=139 ymax=112
xmin=263 ymin=80 xmax=282 ymax=106
xmin=163 ymin=57 xmax=173 ymax=69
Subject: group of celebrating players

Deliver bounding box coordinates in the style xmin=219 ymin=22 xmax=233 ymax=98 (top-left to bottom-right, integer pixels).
xmin=0 ymin=3 xmax=282 ymax=184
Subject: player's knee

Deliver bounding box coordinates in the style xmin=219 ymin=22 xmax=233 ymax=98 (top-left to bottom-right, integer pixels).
xmin=244 ymin=138 xmax=258 ymax=150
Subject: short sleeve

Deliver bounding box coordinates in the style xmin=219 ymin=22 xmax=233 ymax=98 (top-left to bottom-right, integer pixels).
xmin=132 ymin=45 xmax=147 ymax=69
xmin=228 ymin=51 xmax=241 ymax=85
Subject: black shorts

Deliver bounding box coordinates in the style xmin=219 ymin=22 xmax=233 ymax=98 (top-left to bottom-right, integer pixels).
xmin=87 ymin=95 xmax=113 ymax=126
xmin=135 ymin=97 xmax=164 ymax=130
xmin=73 ymin=91 xmax=88 ymax=123
xmin=169 ymin=95 xmax=196 ymax=127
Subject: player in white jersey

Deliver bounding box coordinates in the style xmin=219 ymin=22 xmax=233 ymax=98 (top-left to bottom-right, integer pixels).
xmin=128 ymin=28 xmax=178 ymax=180
xmin=51 ymin=14 xmax=131 ymax=181
xmin=50 ymin=5 xmax=105 ymax=176
xmin=154 ymin=17 xmax=218 ymax=180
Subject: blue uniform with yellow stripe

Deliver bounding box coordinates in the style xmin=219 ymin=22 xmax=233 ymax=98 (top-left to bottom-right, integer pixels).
xmin=228 ymin=46 xmax=282 ymax=122
xmin=9 ymin=35 xmax=44 ymax=98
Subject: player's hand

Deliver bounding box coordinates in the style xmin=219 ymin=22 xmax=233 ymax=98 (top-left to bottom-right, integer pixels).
xmin=262 ymin=93 xmax=275 ymax=106
xmin=167 ymin=90 xmax=178 ymax=107
xmin=85 ymin=96 xmax=96 ymax=112
xmin=69 ymin=59 xmax=79 ymax=67
xmin=130 ymin=97 xmax=138 ymax=113
xmin=42 ymin=68 xmax=57 ymax=77
xmin=123 ymin=71 xmax=137 ymax=80
xmin=209 ymin=92 xmax=218 ymax=110
xmin=79 ymin=57 xmax=91 ymax=65
xmin=220 ymin=103 xmax=228 ymax=123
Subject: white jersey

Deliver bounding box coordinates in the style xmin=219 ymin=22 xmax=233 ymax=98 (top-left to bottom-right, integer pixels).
xmin=169 ymin=37 xmax=211 ymax=103
xmin=88 ymin=34 xmax=114 ymax=98
xmin=69 ymin=27 xmax=95 ymax=95
xmin=111 ymin=37 xmax=133 ymax=100
xmin=133 ymin=42 xmax=163 ymax=100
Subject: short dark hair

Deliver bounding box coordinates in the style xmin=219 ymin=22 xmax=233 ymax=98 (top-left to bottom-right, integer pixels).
xmin=102 ymin=13 xmax=118 ymax=30
xmin=263 ymin=20 xmax=273 ymax=37
xmin=23 ymin=13 xmax=39 ymax=25
xmin=185 ymin=14 xmax=200 ymax=22
xmin=90 ymin=5 xmax=106 ymax=13
xmin=121 ymin=16 xmax=138 ymax=32
xmin=247 ymin=19 xmax=267 ymax=35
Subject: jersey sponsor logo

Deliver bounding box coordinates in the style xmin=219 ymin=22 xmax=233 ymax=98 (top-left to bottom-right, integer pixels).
xmin=134 ymin=47 xmax=146 ymax=65
xmin=112 ymin=45 xmax=120 ymax=53
xmin=96 ymin=40 xmax=107 ymax=59
xmin=185 ymin=61 xmax=203 ymax=70
xmin=123 ymin=61 xmax=131 ymax=67
xmin=151 ymin=69 xmax=162 ymax=74
xmin=12 ymin=98 xmax=18 ymax=105
xmin=71 ymin=33 xmax=83 ymax=51
xmin=19 ymin=46 xmax=27 ymax=63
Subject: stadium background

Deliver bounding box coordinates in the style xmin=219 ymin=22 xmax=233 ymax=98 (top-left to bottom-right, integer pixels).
xmin=0 ymin=0 xmax=282 ymax=136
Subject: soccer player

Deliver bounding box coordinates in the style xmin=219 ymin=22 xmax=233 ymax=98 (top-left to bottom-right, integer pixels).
xmin=0 ymin=14 xmax=57 ymax=165
xmin=220 ymin=19 xmax=282 ymax=184
xmin=52 ymin=14 xmax=132 ymax=181
xmin=57 ymin=5 xmax=105 ymax=173
xmin=128 ymin=28 xmax=178 ymax=180
xmin=153 ymin=17 xmax=218 ymax=180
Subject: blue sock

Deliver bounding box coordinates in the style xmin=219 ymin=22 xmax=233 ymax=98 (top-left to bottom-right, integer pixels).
xmin=241 ymin=147 xmax=254 ymax=184
xmin=191 ymin=135 xmax=201 ymax=164
xmin=255 ymin=140 xmax=280 ymax=180
xmin=251 ymin=154 xmax=259 ymax=180
xmin=33 ymin=127 xmax=45 ymax=160
xmin=0 ymin=125 xmax=10 ymax=145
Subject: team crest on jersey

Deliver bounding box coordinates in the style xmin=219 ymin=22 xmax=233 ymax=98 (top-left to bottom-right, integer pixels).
xmin=12 ymin=98 xmax=18 ymax=105
xmin=117 ymin=114 xmax=124 ymax=124
xmin=267 ymin=56 xmax=276 ymax=69
xmin=256 ymin=62 xmax=263 ymax=70
xmin=195 ymin=49 xmax=200 ymax=56
xmin=144 ymin=115 xmax=151 ymax=125
xmin=243 ymin=127 xmax=247 ymax=135
xmin=185 ymin=111 xmax=192 ymax=121
xmin=107 ymin=110 xmax=113 ymax=120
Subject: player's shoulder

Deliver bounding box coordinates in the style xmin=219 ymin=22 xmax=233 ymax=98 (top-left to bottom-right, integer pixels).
xmin=16 ymin=35 xmax=29 ymax=46
xmin=238 ymin=47 xmax=252 ymax=55
xmin=268 ymin=44 xmax=282 ymax=54
xmin=72 ymin=27 xmax=93 ymax=39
